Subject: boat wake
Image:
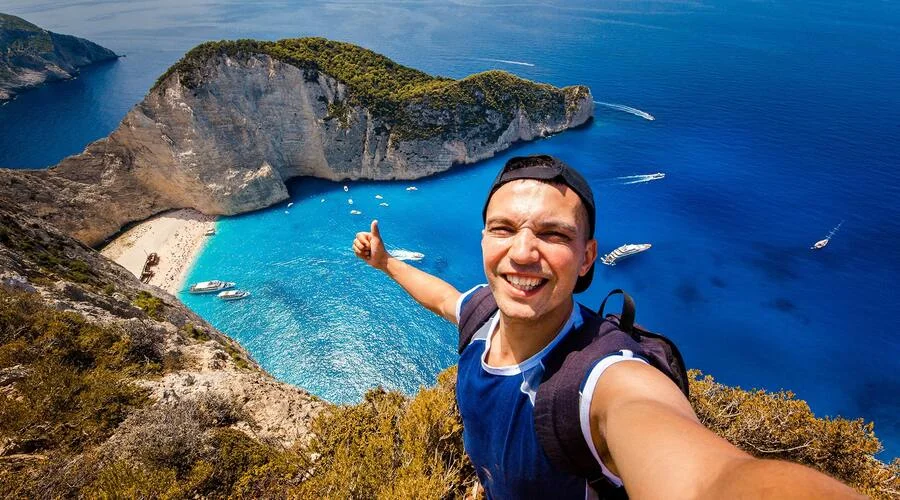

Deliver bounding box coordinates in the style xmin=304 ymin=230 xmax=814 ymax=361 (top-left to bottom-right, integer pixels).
xmin=613 ymin=172 xmax=666 ymax=185
xmin=474 ymin=57 xmax=535 ymax=67
xmin=594 ymin=101 xmax=655 ymax=121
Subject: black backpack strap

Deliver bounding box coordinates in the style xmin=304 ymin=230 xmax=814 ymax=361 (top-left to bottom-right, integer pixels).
xmin=598 ymin=289 xmax=635 ymax=336
xmin=534 ymin=307 xmax=644 ymax=497
xmin=457 ymin=286 xmax=497 ymax=354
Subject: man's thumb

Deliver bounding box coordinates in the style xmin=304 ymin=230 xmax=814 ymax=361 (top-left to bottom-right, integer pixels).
xmin=370 ymin=219 xmax=381 ymax=238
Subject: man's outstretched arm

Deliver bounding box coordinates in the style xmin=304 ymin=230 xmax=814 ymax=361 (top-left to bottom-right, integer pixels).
xmin=590 ymin=361 xmax=863 ymax=499
xmin=352 ymin=220 xmax=461 ymax=324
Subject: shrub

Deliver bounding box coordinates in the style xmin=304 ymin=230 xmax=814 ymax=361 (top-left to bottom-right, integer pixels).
xmin=297 ymin=367 xmax=474 ymax=499
xmin=689 ymin=370 xmax=899 ymax=497
xmin=132 ymin=290 xmax=164 ymax=320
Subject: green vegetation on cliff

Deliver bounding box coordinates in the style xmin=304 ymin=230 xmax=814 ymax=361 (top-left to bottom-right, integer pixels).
xmin=154 ymin=37 xmax=590 ymax=140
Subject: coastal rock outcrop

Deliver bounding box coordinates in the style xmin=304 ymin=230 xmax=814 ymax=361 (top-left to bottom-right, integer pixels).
xmin=0 ymin=38 xmax=593 ymax=247
xmin=0 ymin=13 xmax=118 ymax=101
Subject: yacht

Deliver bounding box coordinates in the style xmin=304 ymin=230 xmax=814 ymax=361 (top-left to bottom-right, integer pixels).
xmin=389 ymin=249 xmax=425 ymax=261
xmin=601 ymin=243 xmax=652 ymax=266
xmin=189 ymin=280 xmax=235 ymax=294
xmin=218 ymin=290 xmax=250 ymax=301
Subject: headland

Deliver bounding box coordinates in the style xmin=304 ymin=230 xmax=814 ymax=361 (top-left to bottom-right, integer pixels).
xmin=0 ymin=37 xmax=593 ymax=248
xmin=0 ymin=13 xmax=118 ymax=102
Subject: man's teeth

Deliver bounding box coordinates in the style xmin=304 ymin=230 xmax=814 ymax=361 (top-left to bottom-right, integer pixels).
xmin=505 ymin=275 xmax=544 ymax=291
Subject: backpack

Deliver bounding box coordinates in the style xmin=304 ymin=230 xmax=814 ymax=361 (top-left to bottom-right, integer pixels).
xmin=457 ymin=287 xmax=690 ymax=498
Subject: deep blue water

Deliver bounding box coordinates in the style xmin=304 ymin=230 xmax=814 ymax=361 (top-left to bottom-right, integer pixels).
xmin=1 ymin=1 xmax=897 ymax=458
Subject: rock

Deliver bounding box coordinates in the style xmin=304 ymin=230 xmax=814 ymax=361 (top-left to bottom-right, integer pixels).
xmin=0 ymin=13 xmax=118 ymax=102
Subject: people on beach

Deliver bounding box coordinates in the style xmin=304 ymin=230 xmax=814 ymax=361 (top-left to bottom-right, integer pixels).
xmin=352 ymin=154 xmax=861 ymax=498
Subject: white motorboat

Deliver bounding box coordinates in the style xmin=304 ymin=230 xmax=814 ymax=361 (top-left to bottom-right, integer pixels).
xmin=601 ymin=243 xmax=651 ymax=266
xmin=375 ymin=194 xmax=383 ymax=199
xmin=389 ymin=249 xmax=424 ymax=261
xmin=350 ymin=210 xmax=362 ymax=215
xmin=204 ymin=228 xmax=216 ymax=236
xmin=406 ymin=186 xmax=418 ymax=191
xmin=189 ymin=280 xmax=235 ymax=294
xmin=218 ymin=290 xmax=250 ymax=301
xmin=380 ymin=202 xmax=389 ymax=207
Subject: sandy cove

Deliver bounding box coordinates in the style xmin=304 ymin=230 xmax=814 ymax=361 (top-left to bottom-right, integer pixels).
xmin=100 ymin=209 xmax=217 ymax=295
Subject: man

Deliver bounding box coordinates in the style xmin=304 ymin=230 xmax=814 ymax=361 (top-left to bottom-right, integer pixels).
xmin=352 ymin=155 xmax=860 ymax=498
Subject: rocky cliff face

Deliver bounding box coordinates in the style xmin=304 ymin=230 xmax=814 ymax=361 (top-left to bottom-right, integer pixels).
xmin=0 ymin=41 xmax=592 ymax=247
xmin=0 ymin=13 xmax=118 ymax=101
xmin=0 ymin=196 xmax=325 ymax=450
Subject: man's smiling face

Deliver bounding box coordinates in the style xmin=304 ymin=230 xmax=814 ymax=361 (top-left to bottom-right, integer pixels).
xmin=482 ymin=179 xmax=597 ymax=323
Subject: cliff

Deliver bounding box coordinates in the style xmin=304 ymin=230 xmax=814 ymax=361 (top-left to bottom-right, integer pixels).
xmin=0 ymin=197 xmax=325 ymax=497
xmin=0 ymin=38 xmax=593 ymax=247
xmin=0 ymin=13 xmax=118 ymax=101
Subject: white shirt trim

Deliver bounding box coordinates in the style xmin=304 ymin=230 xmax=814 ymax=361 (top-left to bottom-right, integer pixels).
xmin=578 ymin=350 xmax=648 ymax=487
xmin=455 ymin=284 xmax=486 ymax=324
xmin=480 ymin=303 xmax=581 ymax=376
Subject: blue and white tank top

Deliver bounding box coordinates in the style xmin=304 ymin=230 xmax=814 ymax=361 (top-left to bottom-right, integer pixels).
xmin=455 ymin=285 xmax=647 ymax=499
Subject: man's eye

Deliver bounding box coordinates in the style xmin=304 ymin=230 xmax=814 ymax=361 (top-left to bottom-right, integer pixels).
xmin=488 ymin=226 xmax=514 ymax=235
xmin=542 ymin=232 xmax=571 ymax=242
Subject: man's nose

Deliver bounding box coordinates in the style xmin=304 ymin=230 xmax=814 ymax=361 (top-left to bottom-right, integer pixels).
xmin=508 ymin=229 xmax=539 ymax=264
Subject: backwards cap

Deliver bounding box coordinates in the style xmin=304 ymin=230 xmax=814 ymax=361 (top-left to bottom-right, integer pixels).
xmin=482 ymin=155 xmax=596 ymax=293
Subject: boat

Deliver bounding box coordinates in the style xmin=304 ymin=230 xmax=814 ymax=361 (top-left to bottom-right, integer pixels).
xmin=375 ymin=194 xmax=383 ymax=199
xmin=379 ymin=202 xmax=389 ymax=207
xmin=389 ymin=249 xmax=424 ymax=261
xmin=601 ymin=243 xmax=651 ymax=266
xmin=350 ymin=210 xmax=362 ymax=215
xmin=811 ymin=220 xmax=844 ymax=250
xmin=204 ymin=228 xmax=216 ymax=236
xmin=188 ymin=280 xmax=235 ymax=294
xmin=218 ymin=290 xmax=250 ymax=301
xmin=348 ymin=198 xmax=353 ymax=204
xmin=406 ymin=186 xmax=418 ymax=191
xmin=287 ymin=202 xmax=294 ymax=208
xmin=343 ymin=185 xmax=349 ymax=192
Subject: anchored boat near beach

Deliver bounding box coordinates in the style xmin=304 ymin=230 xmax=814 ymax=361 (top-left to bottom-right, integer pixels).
xmin=601 ymin=243 xmax=652 ymax=266
xmin=189 ymin=280 xmax=235 ymax=294
xmin=218 ymin=290 xmax=250 ymax=301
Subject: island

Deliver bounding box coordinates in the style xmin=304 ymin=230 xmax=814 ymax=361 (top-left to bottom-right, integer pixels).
xmin=0 ymin=37 xmax=593 ymax=247
xmin=0 ymin=13 xmax=118 ymax=102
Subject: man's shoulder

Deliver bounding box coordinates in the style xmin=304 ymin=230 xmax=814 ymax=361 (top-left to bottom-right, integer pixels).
xmin=455 ymin=284 xmax=489 ymax=323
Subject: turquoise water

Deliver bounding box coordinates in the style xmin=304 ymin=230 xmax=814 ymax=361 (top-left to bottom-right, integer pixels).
xmin=1 ymin=1 xmax=897 ymax=457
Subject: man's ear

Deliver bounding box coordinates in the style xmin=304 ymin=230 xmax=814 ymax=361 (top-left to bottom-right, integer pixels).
xmin=581 ymin=239 xmax=598 ymax=276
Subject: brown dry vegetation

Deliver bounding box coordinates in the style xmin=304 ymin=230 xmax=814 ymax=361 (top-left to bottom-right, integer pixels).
xmin=1 ymin=287 xmax=897 ymax=498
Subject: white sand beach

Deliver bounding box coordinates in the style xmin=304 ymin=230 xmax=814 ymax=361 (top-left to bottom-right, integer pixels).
xmin=100 ymin=209 xmax=217 ymax=295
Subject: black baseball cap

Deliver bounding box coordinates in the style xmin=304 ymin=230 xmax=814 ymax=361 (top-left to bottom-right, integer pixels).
xmin=482 ymin=155 xmax=596 ymax=293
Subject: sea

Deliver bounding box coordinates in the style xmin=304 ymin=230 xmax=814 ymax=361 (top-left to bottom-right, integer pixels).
xmin=1 ymin=0 xmax=897 ymax=459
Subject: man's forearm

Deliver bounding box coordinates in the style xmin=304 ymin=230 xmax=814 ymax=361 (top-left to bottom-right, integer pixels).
xmin=382 ymin=256 xmax=461 ymax=324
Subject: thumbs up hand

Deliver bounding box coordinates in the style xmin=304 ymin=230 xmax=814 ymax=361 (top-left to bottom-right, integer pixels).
xmin=353 ymin=219 xmax=389 ymax=270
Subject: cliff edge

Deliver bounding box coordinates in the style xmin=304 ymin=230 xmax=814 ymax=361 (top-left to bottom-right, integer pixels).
xmin=0 ymin=13 xmax=118 ymax=101
xmin=0 ymin=38 xmax=593 ymax=247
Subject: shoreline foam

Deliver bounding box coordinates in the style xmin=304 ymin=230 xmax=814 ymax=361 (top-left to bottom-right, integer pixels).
xmin=100 ymin=209 xmax=216 ymax=295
